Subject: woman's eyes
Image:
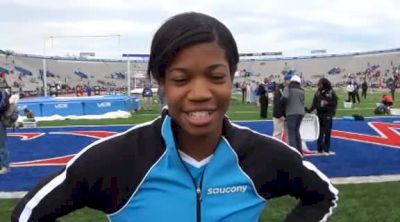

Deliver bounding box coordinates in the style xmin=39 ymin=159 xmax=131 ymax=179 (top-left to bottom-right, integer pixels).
xmin=172 ymin=77 xmax=188 ymax=83
xmin=210 ymin=74 xmax=228 ymax=83
xmin=211 ymin=74 xmax=226 ymax=79
xmin=169 ymin=73 xmax=227 ymax=85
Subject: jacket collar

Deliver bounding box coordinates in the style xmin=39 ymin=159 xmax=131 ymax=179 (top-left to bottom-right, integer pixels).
xmin=159 ymin=110 xmax=233 ymax=150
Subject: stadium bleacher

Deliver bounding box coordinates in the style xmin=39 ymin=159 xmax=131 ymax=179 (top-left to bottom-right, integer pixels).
xmin=0 ymin=48 xmax=399 ymax=96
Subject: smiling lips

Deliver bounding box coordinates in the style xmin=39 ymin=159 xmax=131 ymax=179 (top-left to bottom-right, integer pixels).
xmin=186 ymin=111 xmax=213 ymax=126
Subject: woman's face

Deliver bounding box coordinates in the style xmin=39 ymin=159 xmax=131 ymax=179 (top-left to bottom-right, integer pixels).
xmin=162 ymin=42 xmax=232 ymax=137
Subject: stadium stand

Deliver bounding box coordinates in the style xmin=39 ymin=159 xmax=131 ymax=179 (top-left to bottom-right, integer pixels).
xmin=0 ymin=48 xmax=399 ymax=96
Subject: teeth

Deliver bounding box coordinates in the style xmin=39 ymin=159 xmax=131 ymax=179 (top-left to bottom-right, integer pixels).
xmin=189 ymin=111 xmax=209 ymax=117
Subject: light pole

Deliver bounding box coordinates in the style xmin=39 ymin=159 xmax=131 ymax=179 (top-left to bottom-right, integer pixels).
xmin=42 ymin=34 xmax=120 ymax=96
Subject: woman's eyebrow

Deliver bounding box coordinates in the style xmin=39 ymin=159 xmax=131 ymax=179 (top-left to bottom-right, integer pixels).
xmin=206 ymin=64 xmax=229 ymax=72
xmin=166 ymin=67 xmax=191 ymax=74
xmin=167 ymin=64 xmax=228 ymax=74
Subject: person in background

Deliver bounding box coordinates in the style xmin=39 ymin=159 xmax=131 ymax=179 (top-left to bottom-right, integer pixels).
xmin=387 ymin=78 xmax=396 ymax=100
xmin=13 ymin=12 xmax=338 ymax=222
xmin=76 ymin=85 xmax=84 ymax=96
xmin=282 ymin=75 xmax=305 ymax=154
xmin=258 ymin=84 xmax=268 ymax=118
xmin=49 ymin=84 xmax=57 ymax=97
xmin=15 ymin=108 xmax=36 ymax=128
xmin=142 ymin=84 xmax=153 ymax=111
xmin=86 ymin=85 xmax=92 ymax=96
xmin=251 ymin=80 xmax=258 ymax=104
xmin=245 ymin=82 xmax=252 ymax=104
xmin=382 ymin=94 xmax=394 ymax=108
xmin=0 ymin=118 xmax=7 ymax=174
xmin=354 ymin=81 xmax=360 ymax=103
xmin=307 ymin=78 xmax=338 ymax=155
xmin=23 ymin=108 xmax=35 ymax=121
xmin=375 ymin=94 xmax=393 ymax=115
xmin=0 ymin=89 xmax=9 ymax=174
xmin=361 ymin=79 xmax=368 ymax=99
xmin=241 ymin=81 xmax=246 ymax=104
xmin=346 ymin=81 xmax=355 ymax=103
xmin=272 ymin=83 xmax=285 ymax=139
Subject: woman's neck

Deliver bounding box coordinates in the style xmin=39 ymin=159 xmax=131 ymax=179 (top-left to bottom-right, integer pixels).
xmin=176 ymin=129 xmax=221 ymax=162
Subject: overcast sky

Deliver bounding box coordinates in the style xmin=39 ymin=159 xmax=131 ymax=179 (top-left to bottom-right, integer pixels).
xmin=1 ymin=0 xmax=399 ymax=59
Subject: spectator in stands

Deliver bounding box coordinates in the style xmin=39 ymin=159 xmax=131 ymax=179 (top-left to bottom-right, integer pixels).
xmin=49 ymin=84 xmax=57 ymax=97
xmin=86 ymin=85 xmax=92 ymax=96
xmin=142 ymin=84 xmax=153 ymax=111
xmin=272 ymin=83 xmax=285 ymax=139
xmin=361 ymin=79 xmax=368 ymax=99
xmin=307 ymin=78 xmax=338 ymax=155
xmin=282 ymin=75 xmax=305 ymax=155
xmin=76 ymin=85 xmax=84 ymax=96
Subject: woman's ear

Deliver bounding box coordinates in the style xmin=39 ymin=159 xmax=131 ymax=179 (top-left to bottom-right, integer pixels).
xmin=158 ymin=80 xmax=165 ymax=91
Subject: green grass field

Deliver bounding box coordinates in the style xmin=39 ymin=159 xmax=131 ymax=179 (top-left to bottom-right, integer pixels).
xmin=2 ymin=182 xmax=400 ymax=222
xmin=2 ymin=88 xmax=400 ymax=221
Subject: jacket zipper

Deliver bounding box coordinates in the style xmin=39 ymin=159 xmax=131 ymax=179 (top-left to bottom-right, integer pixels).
xmin=196 ymin=185 xmax=202 ymax=222
xmin=177 ymin=153 xmax=205 ymax=222
xmin=183 ymin=164 xmax=205 ymax=222
xmin=172 ymin=126 xmax=206 ymax=222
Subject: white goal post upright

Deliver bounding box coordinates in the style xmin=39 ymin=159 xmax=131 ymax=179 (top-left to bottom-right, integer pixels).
xmin=127 ymin=56 xmax=131 ymax=96
xmin=43 ymin=38 xmax=47 ymax=96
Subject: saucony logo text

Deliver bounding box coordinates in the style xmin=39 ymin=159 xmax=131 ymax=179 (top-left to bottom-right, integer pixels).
xmin=207 ymin=185 xmax=248 ymax=195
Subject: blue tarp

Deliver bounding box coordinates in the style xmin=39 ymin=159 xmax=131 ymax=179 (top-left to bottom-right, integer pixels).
xmin=74 ymin=71 xmax=88 ymax=79
xmin=15 ymin=66 xmax=32 ymax=76
xmin=39 ymin=69 xmax=56 ymax=78
xmin=328 ymin=67 xmax=341 ymax=75
xmin=17 ymin=95 xmax=139 ymax=117
xmin=114 ymin=72 xmax=126 ymax=79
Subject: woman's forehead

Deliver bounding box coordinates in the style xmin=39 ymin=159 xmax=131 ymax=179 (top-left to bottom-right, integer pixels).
xmin=167 ymin=42 xmax=228 ymax=69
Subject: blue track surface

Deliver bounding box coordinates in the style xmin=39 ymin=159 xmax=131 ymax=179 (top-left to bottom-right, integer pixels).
xmin=1 ymin=117 xmax=399 ymax=192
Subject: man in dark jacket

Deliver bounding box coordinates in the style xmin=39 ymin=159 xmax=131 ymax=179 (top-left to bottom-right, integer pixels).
xmin=361 ymin=79 xmax=368 ymax=99
xmin=258 ymin=84 xmax=268 ymax=118
xmin=387 ymin=78 xmax=397 ymax=100
xmin=307 ymin=78 xmax=338 ymax=154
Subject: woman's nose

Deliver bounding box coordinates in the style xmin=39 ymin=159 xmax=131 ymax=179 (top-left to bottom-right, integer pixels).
xmin=187 ymin=78 xmax=212 ymax=101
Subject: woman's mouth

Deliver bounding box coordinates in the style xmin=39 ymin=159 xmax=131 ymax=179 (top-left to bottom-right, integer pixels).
xmin=186 ymin=111 xmax=213 ymax=126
